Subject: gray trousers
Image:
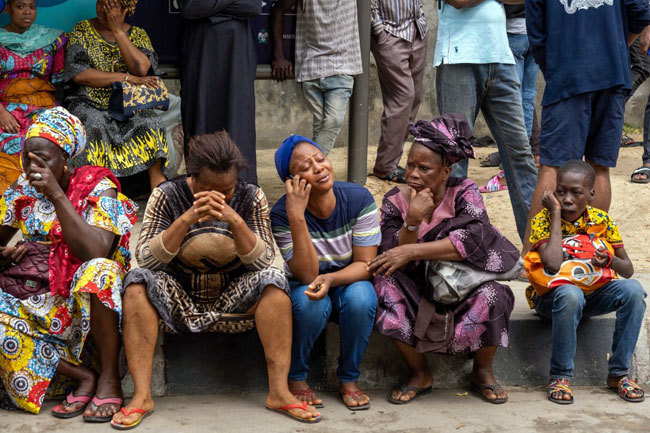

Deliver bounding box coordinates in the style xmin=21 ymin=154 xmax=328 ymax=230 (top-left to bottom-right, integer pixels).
xmin=370 ymin=31 xmax=428 ymax=176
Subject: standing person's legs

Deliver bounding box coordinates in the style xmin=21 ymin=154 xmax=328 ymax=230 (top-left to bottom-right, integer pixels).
xmin=408 ymin=36 xmax=429 ymax=123
xmin=301 ymin=79 xmax=327 ymax=150
xmin=329 ymin=281 xmax=377 ymax=408
xmin=631 ymin=91 xmax=650 ymax=182
xmin=317 ymin=75 xmax=355 ymax=155
xmin=521 ymin=50 xmax=540 ymax=139
xmin=370 ymin=32 xmax=426 ymax=178
xmin=480 ymin=63 xmax=538 ymax=241
xmin=584 ymin=87 xmax=626 ymax=211
xmin=436 ymin=63 xmax=482 ymax=178
xmin=288 ymin=282 xmax=331 ymax=406
xmin=522 ymin=94 xmax=592 ymax=252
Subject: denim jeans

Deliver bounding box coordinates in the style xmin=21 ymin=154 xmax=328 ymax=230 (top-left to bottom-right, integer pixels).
xmin=436 ymin=63 xmax=538 ymax=241
xmin=288 ymin=280 xmax=377 ymax=383
xmin=508 ymin=33 xmax=539 ymax=139
xmin=534 ymin=280 xmax=647 ymax=379
xmin=301 ymin=75 xmax=355 ymax=155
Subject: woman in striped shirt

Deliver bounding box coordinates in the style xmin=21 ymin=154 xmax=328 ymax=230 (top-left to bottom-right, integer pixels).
xmin=271 ymin=135 xmax=380 ymax=411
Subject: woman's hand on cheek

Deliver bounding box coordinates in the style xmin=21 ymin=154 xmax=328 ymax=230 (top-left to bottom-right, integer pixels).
xmin=285 ymin=175 xmax=311 ymax=219
xmin=405 ymin=187 xmax=435 ymax=225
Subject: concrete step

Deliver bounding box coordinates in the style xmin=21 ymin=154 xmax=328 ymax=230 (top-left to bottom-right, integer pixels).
xmin=121 ymin=274 xmax=650 ymax=396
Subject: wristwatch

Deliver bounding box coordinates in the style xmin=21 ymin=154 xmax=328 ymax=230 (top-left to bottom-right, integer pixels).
xmin=403 ymin=221 xmax=420 ymax=232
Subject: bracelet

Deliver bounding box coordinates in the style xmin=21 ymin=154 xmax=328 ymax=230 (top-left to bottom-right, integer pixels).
xmin=124 ymin=72 xmax=129 ymax=83
xmin=403 ymin=221 xmax=420 ymax=232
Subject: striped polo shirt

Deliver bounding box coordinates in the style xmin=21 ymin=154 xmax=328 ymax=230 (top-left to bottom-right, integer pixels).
xmin=270 ymin=181 xmax=381 ymax=276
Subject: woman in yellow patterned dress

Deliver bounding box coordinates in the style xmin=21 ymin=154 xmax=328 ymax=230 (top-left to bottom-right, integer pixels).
xmin=0 ymin=106 xmax=137 ymax=421
xmin=64 ymin=0 xmax=168 ymax=190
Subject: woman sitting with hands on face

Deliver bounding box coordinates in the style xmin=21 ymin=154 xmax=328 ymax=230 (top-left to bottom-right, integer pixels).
xmin=0 ymin=107 xmax=137 ymax=420
xmin=270 ymin=135 xmax=380 ymax=411
xmin=367 ymin=114 xmax=521 ymax=405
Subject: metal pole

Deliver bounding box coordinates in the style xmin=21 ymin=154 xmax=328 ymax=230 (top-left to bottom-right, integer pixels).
xmin=347 ymin=0 xmax=370 ymax=185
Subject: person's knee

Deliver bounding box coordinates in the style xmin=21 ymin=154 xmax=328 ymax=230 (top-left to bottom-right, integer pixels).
xmin=553 ymin=285 xmax=585 ymax=314
xmin=123 ymin=283 xmax=149 ymax=304
xmin=291 ymin=285 xmax=331 ymax=319
xmin=341 ymin=281 xmax=378 ymax=318
xmin=621 ymin=280 xmax=647 ymax=309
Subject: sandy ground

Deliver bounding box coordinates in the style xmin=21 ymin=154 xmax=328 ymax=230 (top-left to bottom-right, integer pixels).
xmin=257 ymin=140 xmax=650 ymax=270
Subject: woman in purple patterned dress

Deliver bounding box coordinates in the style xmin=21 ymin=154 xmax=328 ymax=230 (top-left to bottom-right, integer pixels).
xmin=367 ymin=114 xmax=520 ymax=405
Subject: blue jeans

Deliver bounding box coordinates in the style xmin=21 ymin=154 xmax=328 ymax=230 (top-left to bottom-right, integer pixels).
xmin=288 ymin=280 xmax=377 ymax=383
xmin=508 ymin=33 xmax=539 ymax=139
xmin=301 ymin=75 xmax=354 ymax=155
xmin=436 ymin=63 xmax=538 ymax=241
xmin=534 ymin=280 xmax=647 ymax=379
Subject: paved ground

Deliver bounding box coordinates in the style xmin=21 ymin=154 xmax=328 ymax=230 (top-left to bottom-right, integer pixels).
xmin=2 ymin=388 xmax=649 ymax=433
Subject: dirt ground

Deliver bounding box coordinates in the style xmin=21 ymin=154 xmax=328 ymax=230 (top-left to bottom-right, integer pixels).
xmin=257 ymin=139 xmax=650 ymax=270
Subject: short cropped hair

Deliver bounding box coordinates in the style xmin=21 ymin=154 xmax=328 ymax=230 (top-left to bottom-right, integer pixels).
xmin=557 ymin=159 xmax=596 ymax=188
xmin=185 ymin=131 xmax=249 ymax=178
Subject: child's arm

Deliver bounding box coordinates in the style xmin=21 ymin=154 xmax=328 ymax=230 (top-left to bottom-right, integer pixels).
xmin=593 ymin=246 xmax=634 ymax=279
xmin=537 ymin=191 xmax=564 ymax=274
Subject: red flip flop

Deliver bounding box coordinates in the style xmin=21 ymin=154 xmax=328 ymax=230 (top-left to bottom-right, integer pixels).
xmin=265 ymin=401 xmax=321 ymax=424
xmin=83 ymin=396 xmax=124 ymax=423
xmin=52 ymin=392 xmax=93 ymax=419
xmin=110 ymin=407 xmax=155 ymax=430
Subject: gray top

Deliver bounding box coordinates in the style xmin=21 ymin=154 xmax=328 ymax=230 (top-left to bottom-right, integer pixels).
xmin=506 ymin=17 xmax=527 ymax=35
xmin=294 ymin=0 xmax=363 ymax=82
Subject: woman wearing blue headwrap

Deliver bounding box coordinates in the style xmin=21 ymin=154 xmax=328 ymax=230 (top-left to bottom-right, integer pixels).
xmin=270 ymin=135 xmax=380 ymax=410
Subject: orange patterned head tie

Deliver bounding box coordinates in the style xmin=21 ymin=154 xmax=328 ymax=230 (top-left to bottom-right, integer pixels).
xmin=25 ymin=107 xmax=87 ymax=158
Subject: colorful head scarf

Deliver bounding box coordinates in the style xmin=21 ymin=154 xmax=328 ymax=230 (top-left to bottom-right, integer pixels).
xmin=274 ymin=135 xmax=323 ymax=181
xmin=119 ymin=0 xmax=138 ymax=16
xmin=409 ymin=113 xmax=476 ymax=164
xmin=25 ymin=106 xmax=87 ymax=158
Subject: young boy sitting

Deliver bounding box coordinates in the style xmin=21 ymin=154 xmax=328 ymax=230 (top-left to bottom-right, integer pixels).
xmin=528 ymin=160 xmax=646 ymax=404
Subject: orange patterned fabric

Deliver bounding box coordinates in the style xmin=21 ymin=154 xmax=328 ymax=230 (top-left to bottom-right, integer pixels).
xmin=0 ymin=152 xmax=21 ymax=194
xmin=2 ymin=78 xmax=56 ymax=108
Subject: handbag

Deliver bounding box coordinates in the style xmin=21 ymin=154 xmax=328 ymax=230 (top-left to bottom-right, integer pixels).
xmin=424 ymin=258 xmax=524 ymax=305
xmin=108 ymin=75 xmax=170 ymax=122
xmin=524 ymin=225 xmax=618 ymax=296
xmin=0 ymin=241 xmax=51 ymax=300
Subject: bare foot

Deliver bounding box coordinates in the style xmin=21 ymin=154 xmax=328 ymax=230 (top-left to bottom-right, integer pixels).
xmin=288 ymin=380 xmax=323 ymax=407
xmin=340 ymin=381 xmax=370 ymax=408
xmin=83 ymin=373 xmax=123 ymax=419
xmin=111 ymin=394 xmax=154 ymax=427
xmin=470 ymin=368 xmax=507 ymax=401
xmin=266 ymin=391 xmax=320 ymax=421
xmin=389 ymin=370 xmax=433 ymax=403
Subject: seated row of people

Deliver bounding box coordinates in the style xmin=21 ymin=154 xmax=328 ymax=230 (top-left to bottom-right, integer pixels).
xmin=0 ymin=0 xmax=177 ymax=194
xmin=0 ymin=109 xmax=645 ymax=428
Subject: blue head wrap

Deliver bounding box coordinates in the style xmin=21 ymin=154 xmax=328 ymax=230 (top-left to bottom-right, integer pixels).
xmin=274 ymin=135 xmax=322 ymax=181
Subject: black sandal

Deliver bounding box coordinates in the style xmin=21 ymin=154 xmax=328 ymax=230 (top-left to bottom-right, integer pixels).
xmin=470 ymin=380 xmax=508 ymax=404
xmin=631 ymin=166 xmax=650 ymax=184
xmin=374 ymin=167 xmax=406 ymax=183
xmin=479 ymin=152 xmax=501 ymax=168
xmin=475 ymin=136 xmax=496 ymax=148
xmin=387 ymin=384 xmax=432 ymax=405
